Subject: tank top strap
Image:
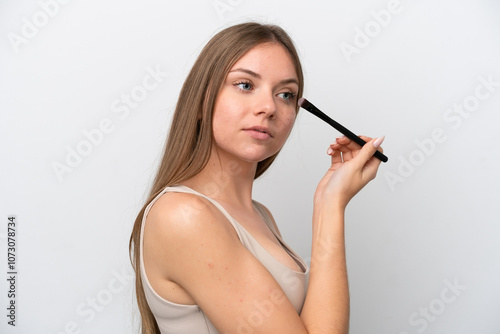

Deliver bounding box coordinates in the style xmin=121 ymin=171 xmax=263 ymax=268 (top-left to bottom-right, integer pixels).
xmin=252 ymin=200 xmax=279 ymax=235
xmin=155 ymin=184 xmax=249 ymax=242
xmin=252 ymin=200 xmax=308 ymax=274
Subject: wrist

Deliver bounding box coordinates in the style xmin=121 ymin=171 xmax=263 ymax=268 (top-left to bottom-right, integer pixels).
xmin=312 ymin=200 xmax=346 ymax=234
xmin=313 ymin=197 xmax=347 ymax=215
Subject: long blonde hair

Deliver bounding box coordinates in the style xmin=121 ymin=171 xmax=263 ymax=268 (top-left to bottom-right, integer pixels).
xmin=129 ymin=22 xmax=304 ymax=333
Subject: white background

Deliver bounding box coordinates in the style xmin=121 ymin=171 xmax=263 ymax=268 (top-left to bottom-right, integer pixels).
xmin=1 ymin=0 xmax=499 ymax=333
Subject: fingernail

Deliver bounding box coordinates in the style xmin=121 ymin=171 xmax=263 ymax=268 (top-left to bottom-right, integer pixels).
xmin=330 ymin=139 xmax=337 ymax=146
xmin=373 ymin=136 xmax=385 ymax=148
xmin=327 ymin=147 xmax=334 ymax=155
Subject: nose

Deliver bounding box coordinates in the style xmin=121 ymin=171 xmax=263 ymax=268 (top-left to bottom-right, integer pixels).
xmin=254 ymin=90 xmax=277 ymax=119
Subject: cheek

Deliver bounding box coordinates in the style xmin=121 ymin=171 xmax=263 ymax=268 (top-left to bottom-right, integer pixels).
xmin=279 ymin=112 xmax=297 ymax=136
xmin=211 ymin=115 xmax=229 ymax=145
xmin=211 ymin=105 xmax=239 ymax=145
xmin=212 ymin=91 xmax=241 ymax=126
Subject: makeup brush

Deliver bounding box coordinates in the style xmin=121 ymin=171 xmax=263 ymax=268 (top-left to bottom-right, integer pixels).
xmin=298 ymin=98 xmax=388 ymax=163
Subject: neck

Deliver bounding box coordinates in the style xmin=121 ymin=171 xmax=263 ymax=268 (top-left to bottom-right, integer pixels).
xmin=182 ymin=147 xmax=258 ymax=210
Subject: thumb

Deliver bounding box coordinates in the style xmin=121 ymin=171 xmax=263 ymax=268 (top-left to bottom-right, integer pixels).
xmin=353 ymin=136 xmax=385 ymax=169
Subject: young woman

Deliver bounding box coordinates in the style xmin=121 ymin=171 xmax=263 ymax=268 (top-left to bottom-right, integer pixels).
xmin=129 ymin=22 xmax=384 ymax=334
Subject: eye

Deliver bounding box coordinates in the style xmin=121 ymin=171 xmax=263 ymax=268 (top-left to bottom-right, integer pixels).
xmin=234 ymin=81 xmax=253 ymax=91
xmin=278 ymin=91 xmax=297 ymax=101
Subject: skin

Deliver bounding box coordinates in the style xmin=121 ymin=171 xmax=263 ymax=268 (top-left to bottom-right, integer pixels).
xmin=143 ymin=42 xmax=384 ymax=333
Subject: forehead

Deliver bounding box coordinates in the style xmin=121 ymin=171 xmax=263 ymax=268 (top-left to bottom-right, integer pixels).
xmin=230 ymin=42 xmax=298 ymax=80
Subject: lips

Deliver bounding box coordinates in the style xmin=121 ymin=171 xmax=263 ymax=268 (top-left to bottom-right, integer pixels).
xmin=244 ymin=126 xmax=273 ymax=139
xmin=245 ymin=126 xmax=273 ymax=137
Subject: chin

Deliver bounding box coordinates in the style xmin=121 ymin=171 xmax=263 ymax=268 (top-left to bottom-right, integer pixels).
xmin=217 ymin=145 xmax=280 ymax=165
xmin=242 ymin=150 xmax=278 ymax=163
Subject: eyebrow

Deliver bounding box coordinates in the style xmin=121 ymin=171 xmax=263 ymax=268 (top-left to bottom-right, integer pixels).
xmin=229 ymin=68 xmax=299 ymax=86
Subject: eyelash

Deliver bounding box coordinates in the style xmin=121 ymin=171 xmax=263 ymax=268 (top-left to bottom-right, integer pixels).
xmin=233 ymin=81 xmax=297 ymax=102
xmin=234 ymin=80 xmax=253 ymax=92
xmin=278 ymin=91 xmax=297 ymax=101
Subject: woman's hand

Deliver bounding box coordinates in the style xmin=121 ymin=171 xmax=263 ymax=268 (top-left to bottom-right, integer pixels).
xmin=314 ymin=135 xmax=385 ymax=210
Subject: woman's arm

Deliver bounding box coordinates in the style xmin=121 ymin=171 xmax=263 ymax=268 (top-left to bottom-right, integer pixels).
xmin=143 ymin=136 xmax=383 ymax=334
xmin=144 ymin=192 xmax=310 ymax=333
xmin=301 ymin=204 xmax=349 ymax=333
xmin=301 ymin=135 xmax=384 ymax=333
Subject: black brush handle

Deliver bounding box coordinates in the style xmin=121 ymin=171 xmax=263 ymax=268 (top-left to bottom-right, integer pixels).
xmin=299 ymin=99 xmax=388 ymax=163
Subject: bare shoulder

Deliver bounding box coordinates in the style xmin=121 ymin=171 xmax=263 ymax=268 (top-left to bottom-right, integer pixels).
xmin=148 ymin=191 xmax=213 ymax=225
xmin=253 ymin=200 xmax=283 ymax=238
xmin=145 ymin=191 xmax=237 ymax=243
xmin=143 ymin=191 xmax=242 ymax=283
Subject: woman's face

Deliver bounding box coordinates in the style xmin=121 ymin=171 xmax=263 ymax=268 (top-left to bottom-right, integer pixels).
xmin=212 ymin=42 xmax=299 ymax=165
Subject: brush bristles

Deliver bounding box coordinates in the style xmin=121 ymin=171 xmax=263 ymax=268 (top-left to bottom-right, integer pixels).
xmin=298 ymin=97 xmax=310 ymax=110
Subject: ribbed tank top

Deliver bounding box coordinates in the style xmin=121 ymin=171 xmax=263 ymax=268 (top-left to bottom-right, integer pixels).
xmin=140 ymin=184 xmax=310 ymax=334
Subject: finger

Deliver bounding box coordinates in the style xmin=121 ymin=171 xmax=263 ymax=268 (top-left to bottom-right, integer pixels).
xmin=329 ymin=135 xmax=383 ymax=164
xmin=328 ymin=147 xmax=343 ymax=166
xmin=327 ymin=140 xmax=344 ymax=167
xmin=335 ymin=136 xmax=358 ymax=150
xmin=335 ymin=135 xmax=349 ymax=145
xmin=333 ymin=137 xmax=359 ymax=162
xmin=328 ymin=139 xmax=347 ymax=155
xmin=341 ymin=149 xmax=353 ymax=162
xmin=336 ymin=135 xmax=383 ymax=162
xmin=336 ymin=136 xmax=372 ymax=153
xmin=358 ymin=135 xmax=373 ymax=142
xmin=359 ymin=135 xmax=383 ymax=154
xmin=352 ymin=136 xmax=385 ymax=170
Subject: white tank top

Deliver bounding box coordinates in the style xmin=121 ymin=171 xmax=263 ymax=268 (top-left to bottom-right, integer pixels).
xmin=140 ymin=184 xmax=309 ymax=333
